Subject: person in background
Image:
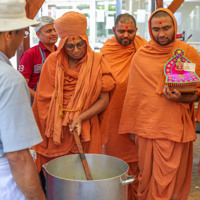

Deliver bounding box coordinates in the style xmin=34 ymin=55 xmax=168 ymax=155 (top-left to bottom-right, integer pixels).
xmin=0 ymin=0 xmax=45 ymax=199
xmin=32 ymin=11 xmax=115 ymax=188
xmin=18 ymin=16 xmax=58 ymax=101
xmin=119 ymin=8 xmax=200 ymax=200
xmin=100 ymin=13 xmax=147 ymax=200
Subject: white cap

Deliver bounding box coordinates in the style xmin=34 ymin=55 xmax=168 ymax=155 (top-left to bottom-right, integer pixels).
xmin=33 ymin=16 xmax=55 ymax=32
xmin=0 ymin=0 xmax=39 ymax=32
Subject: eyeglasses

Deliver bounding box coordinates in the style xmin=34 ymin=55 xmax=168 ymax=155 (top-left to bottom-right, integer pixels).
xmin=65 ymin=41 xmax=86 ymax=51
xmin=24 ymin=30 xmax=30 ymax=38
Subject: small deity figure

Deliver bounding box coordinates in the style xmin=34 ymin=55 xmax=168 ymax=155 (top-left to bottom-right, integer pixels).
xmin=175 ymin=58 xmax=184 ymax=76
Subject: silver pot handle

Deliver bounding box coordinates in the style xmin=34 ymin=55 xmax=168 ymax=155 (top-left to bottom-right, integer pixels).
xmin=120 ymin=174 xmax=135 ymax=186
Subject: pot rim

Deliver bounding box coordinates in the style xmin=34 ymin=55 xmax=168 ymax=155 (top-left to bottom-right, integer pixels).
xmin=44 ymin=154 xmax=129 ymax=182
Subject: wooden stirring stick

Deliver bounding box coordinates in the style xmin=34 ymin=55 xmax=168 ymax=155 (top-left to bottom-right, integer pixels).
xmin=73 ymin=129 xmax=93 ymax=180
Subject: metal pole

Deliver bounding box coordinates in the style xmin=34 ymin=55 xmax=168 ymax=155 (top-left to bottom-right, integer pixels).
xmin=116 ymin=0 xmax=122 ymax=17
xmin=90 ymin=0 xmax=96 ymax=50
xmin=151 ymin=0 xmax=156 ymax=13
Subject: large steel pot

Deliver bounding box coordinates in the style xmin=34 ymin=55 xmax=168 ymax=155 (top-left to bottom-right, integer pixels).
xmin=44 ymin=154 xmax=134 ymax=200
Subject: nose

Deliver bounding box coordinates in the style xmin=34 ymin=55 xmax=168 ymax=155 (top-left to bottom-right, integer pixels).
xmin=73 ymin=45 xmax=79 ymax=52
xmin=123 ymin=31 xmax=129 ymax=37
xmin=51 ymin=29 xmax=58 ymax=36
xmin=159 ymin=29 xmax=165 ymax=37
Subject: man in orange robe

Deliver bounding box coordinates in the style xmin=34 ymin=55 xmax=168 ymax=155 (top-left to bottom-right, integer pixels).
xmin=100 ymin=13 xmax=147 ymax=200
xmin=119 ymin=8 xmax=200 ymax=200
xmin=32 ymin=11 xmax=115 ymax=183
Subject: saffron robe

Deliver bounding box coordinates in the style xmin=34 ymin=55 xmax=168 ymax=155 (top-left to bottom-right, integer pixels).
xmin=101 ymin=35 xmax=147 ymax=163
xmin=119 ymin=8 xmax=200 ymax=200
xmin=101 ymin=35 xmax=147 ymax=200
xmin=32 ymin=29 xmax=115 ymax=171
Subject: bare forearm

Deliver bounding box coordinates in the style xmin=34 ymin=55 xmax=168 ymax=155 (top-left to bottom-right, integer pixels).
xmin=78 ymin=92 xmax=109 ymax=122
xmin=7 ymin=149 xmax=45 ymax=200
xmin=25 ymin=78 xmax=35 ymax=101
xmin=128 ymin=133 xmax=135 ymax=144
xmin=163 ymin=86 xmax=200 ymax=103
xmin=178 ymin=93 xmax=199 ymax=103
xmin=29 ymin=87 xmax=36 ymax=101
xmin=69 ymin=92 xmax=110 ymax=135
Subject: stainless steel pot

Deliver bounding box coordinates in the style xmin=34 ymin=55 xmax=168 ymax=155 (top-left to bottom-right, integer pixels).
xmin=43 ymin=154 xmax=134 ymax=200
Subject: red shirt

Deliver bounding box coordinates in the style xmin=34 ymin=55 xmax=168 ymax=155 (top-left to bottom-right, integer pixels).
xmin=18 ymin=41 xmax=57 ymax=89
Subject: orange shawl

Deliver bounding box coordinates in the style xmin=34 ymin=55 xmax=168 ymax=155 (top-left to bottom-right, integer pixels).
xmin=32 ymin=12 xmax=115 ymax=157
xmin=119 ymin=8 xmax=200 ymax=143
xmin=100 ymin=36 xmax=147 ymax=163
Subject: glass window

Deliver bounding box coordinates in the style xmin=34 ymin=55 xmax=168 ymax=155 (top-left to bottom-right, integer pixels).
xmin=164 ymin=0 xmax=200 ymax=52
xmin=29 ymin=0 xmax=200 ymax=53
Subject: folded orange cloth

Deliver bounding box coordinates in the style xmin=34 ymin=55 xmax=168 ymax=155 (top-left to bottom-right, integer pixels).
xmin=32 ymin=12 xmax=115 ymax=162
xmin=118 ymin=7 xmax=200 ymax=200
xmin=100 ymin=35 xmax=147 ymax=163
xmin=119 ymin=8 xmax=200 ymax=143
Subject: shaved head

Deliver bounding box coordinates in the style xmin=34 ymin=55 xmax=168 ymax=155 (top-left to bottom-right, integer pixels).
xmin=151 ymin=11 xmax=173 ymax=24
xmin=115 ymin=13 xmax=136 ymax=28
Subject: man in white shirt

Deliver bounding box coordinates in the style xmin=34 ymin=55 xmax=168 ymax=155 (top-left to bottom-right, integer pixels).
xmin=0 ymin=0 xmax=45 ymax=199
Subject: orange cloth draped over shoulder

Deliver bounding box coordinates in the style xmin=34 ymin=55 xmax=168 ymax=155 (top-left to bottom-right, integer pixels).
xmin=101 ymin=35 xmax=147 ymax=162
xmin=32 ymin=11 xmax=115 ymax=171
xmin=101 ymin=36 xmax=147 ymax=200
xmin=119 ymin=8 xmax=200 ymax=200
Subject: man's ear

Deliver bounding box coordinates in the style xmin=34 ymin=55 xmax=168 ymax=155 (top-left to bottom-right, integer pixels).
xmin=112 ymin=27 xmax=115 ymax=34
xmin=136 ymin=27 xmax=138 ymax=33
xmin=36 ymin=31 xmax=40 ymax=39
xmin=4 ymin=31 xmax=13 ymax=41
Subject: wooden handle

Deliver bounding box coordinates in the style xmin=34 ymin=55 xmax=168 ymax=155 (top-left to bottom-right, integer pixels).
xmin=168 ymin=0 xmax=184 ymax=13
xmin=73 ymin=130 xmax=93 ymax=180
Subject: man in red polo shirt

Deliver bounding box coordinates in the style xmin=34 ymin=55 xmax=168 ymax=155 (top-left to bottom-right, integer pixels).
xmin=18 ymin=16 xmax=58 ymax=101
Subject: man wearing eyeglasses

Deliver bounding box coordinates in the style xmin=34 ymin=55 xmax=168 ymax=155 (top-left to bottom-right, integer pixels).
xmin=31 ymin=12 xmax=116 ymax=190
xmin=18 ymin=16 xmax=58 ymax=102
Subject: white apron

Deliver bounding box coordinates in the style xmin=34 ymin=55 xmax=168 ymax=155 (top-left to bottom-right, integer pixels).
xmin=0 ymin=156 xmax=26 ymax=200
